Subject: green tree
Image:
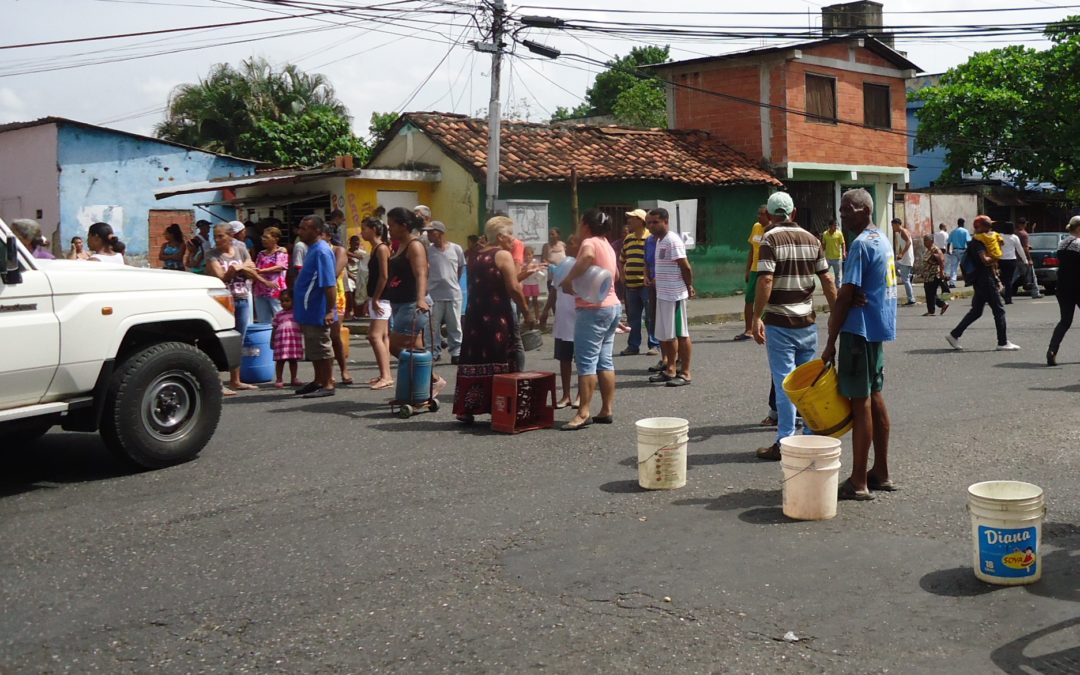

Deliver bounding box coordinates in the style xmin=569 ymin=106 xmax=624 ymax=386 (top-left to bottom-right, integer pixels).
xmin=612 ymin=80 xmax=668 ymax=128
xmin=155 ymin=58 xmax=365 ymax=165
xmin=549 ymin=45 xmax=670 ymax=126
xmin=913 ymin=18 xmax=1080 ymax=189
xmin=239 ymin=108 xmax=369 ymax=167
xmin=368 ymin=111 xmax=400 ymax=146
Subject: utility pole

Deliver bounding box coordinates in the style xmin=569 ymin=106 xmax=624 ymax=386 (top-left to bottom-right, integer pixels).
xmin=484 ymin=0 xmax=506 ymax=217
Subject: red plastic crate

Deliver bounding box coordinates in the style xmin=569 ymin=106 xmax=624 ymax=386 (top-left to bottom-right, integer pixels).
xmin=491 ymin=371 xmax=556 ymax=434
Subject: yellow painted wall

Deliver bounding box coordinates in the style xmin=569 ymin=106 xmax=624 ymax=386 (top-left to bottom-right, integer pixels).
xmin=367 ymin=127 xmax=481 ymax=246
xmin=341 ymin=178 xmax=433 ymax=246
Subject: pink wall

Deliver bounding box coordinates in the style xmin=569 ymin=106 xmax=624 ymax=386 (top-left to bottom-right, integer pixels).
xmin=0 ymin=123 xmax=60 ymax=244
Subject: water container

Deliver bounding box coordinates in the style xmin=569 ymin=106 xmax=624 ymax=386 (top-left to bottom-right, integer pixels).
xmin=572 ymin=265 xmax=613 ymax=304
xmin=549 ymin=256 xmax=575 ymax=287
xmin=395 ymin=349 xmax=433 ymax=404
xmin=636 ymin=417 xmax=689 ymax=490
xmin=239 ymin=323 xmax=274 ymax=383
xmin=782 ymin=359 xmax=853 ymax=438
xmin=779 ymin=435 xmax=842 ymax=520
xmin=340 ymin=324 xmax=351 ymax=361
xmin=968 ymin=481 xmax=1045 ymax=585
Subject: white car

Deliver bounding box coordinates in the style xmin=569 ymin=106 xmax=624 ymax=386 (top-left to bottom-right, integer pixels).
xmin=0 ymin=218 xmax=240 ymax=468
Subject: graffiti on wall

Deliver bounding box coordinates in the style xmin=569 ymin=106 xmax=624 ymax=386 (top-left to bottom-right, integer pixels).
xmin=76 ymin=205 xmax=124 ymax=238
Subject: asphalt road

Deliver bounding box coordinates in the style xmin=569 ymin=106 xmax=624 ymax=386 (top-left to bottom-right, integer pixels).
xmin=3 ymin=297 xmax=1079 ymax=674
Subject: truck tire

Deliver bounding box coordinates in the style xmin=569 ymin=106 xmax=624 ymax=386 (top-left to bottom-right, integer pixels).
xmin=100 ymin=341 xmax=222 ymax=469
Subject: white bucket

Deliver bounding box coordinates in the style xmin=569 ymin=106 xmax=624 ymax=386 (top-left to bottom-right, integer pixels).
xmin=780 ymin=435 xmax=842 ymax=521
xmin=967 ymin=481 xmax=1046 ymax=585
xmin=636 ymin=417 xmax=689 ymax=490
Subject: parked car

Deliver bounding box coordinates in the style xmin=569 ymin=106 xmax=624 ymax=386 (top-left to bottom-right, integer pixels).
xmin=1028 ymin=232 xmax=1070 ymax=295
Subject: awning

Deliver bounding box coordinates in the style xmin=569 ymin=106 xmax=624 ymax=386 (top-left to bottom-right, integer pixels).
xmin=197 ymin=192 xmax=330 ymax=209
xmin=156 ymin=167 xmax=442 ymax=200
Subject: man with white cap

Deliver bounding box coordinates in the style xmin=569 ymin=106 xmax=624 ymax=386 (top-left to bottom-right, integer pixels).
xmin=751 ymin=191 xmax=837 ymax=461
xmin=425 ymin=220 xmax=465 ymax=364
xmin=228 ymin=220 xmax=248 ymax=252
xmin=619 ymin=208 xmax=658 ymax=356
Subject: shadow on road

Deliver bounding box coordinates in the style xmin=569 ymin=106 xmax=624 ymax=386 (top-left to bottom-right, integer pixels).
xmin=990 ymin=616 xmax=1080 ymax=675
xmin=0 ymin=432 xmax=138 ymax=498
xmin=687 ymin=451 xmax=763 ymax=465
xmin=689 ymin=424 xmax=774 ymax=442
xmin=918 ymin=567 xmax=1002 ymax=597
xmin=993 ymin=362 xmax=1052 ymax=370
xmin=906 ymin=348 xmax=963 ymax=355
xmin=672 ymin=488 xmax=782 ymax=511
xmin=599 ymin=479 xmax=647 ymax=494
xmin=1031 ymin=383 xmax=1080 ymax=393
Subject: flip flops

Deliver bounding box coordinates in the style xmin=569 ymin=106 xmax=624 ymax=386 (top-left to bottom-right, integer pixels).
xmin=562 ymin=417 xmax=592 ymax=430
xmin=649 ymin=372 xmax=674 ymax=383
xmin=594 ymin=415 xmax=614 ymax=424
xmin=666 ymin=375 xmax=691 ymax=387
xmin=733 ymin=333 xmax=753 ymax=342
xmin=838 ymin=478 xmax=875 ymax=501
xmin=867 ymin=475 xmax=899 ymax=492
xmin=371 ymin=379 xmax=394 ymax=390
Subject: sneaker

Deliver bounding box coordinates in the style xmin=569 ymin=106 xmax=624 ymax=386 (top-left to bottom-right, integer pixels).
xmin=996 ymin=341 xmax=1021 ymax=351
xmin=619 ymin=348 xmax=640 ymax=356
xmin=756 ymin=442 xmax=781 ymax=461
xmin=946 ymin=334 xmax=963 ymax=350
xmin=645 ymin=347 xmax=660 ymax=356
xmin=1047 ymin=349 xmax=1057 ymax=366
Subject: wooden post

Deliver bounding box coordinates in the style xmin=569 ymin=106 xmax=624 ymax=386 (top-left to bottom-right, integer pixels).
xmin=570 ymin=166 xmax=579 ymax=230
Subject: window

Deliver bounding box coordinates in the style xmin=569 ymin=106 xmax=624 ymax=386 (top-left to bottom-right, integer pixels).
xmin=863 ymin=83 xmax=891 ymax=129
xmin=805 ymin=74 xmax=837 ymax=124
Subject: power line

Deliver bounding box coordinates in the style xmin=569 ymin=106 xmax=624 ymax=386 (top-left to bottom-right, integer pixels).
xmin=514 ymin=2 xmax=1080 ymax=16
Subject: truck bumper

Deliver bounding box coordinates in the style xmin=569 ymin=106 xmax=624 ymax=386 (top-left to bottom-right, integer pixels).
xmin=217 ymin=329 xmax=243 ymax=371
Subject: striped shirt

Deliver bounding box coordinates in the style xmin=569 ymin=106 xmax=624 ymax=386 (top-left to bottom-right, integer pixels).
xmin=655 ymin=231 xmax=689 ymax=301
xmin=622 ymin=231 xmax=649 ymax=288
xmin=756 ymin=224 xmax=828 ymax=328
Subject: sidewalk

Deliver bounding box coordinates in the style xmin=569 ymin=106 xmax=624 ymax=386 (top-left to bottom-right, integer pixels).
xmin=342 ymin=284 xmax=976 ymax=335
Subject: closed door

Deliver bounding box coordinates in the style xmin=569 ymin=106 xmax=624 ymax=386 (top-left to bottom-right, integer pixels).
xmin=0 ymin=256 xmax=59 ymax=409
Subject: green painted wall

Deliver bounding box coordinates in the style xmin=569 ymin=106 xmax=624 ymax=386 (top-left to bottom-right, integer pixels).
xmin=486 ymin=181 xmax=770 ymax=296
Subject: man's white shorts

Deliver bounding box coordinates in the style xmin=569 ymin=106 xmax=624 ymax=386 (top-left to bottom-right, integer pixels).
xmin=655 ymin=298 xmax=689 ymax=341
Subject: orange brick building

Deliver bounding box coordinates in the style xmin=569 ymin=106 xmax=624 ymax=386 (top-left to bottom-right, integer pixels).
xmin=651 ymin=35 xmax=920 ymax=233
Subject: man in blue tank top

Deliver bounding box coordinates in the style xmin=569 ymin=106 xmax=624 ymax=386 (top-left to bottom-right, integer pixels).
xmin=822 ymin=188 xmax=897 ymax=501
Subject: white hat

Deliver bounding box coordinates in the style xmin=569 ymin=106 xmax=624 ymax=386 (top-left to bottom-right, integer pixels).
xmin=227 ymin=220 xmax=245 ymax=234
xmin=767 ymin=192 xmax=795 ymax=216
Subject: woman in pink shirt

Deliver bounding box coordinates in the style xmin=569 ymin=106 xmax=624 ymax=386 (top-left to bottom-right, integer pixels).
xmin=559 ymin=209 xmax=620 ymax=430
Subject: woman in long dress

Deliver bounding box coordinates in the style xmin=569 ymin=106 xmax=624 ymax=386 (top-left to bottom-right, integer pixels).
xmin=453 ymin=216 xmax=535 ymax=423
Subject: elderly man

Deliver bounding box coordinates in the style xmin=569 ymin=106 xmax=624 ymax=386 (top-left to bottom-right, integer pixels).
xmin=11 ymin=219 xmax=54 ymax=259
xmin=822 ymin=188 xmax=897 ymax=500
xmin=414 ymin=205 xmax=433 ymax=244
xmin=752 ymin=192 xmax=836 ymax=460
xmin=426 ymin=221 xmax=465 ymax=364
xmin=293 ymin=215 xmax=339 ymax=399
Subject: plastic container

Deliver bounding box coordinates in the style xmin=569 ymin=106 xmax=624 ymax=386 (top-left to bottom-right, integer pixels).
xmin=779 ymin=435 xmax=841 ymax=520
xmin=239 ymin=323 xmax=274 ymax=383
xmin=395 ymin=349 xmax=433 ymax=404
xmin=549 ymin=256 xmax=575 ymax=287
xmin=340 ymin=324 xmax=350 ymax=361
xmin=782 ymin=359 xmax=853 ymax=438
xmin=572 ymin=265 xmax=613 ymax=304
xmin=968 ymin=481 xmax=1045 ymax=585
xmin=636 ymin=417 xmax=689 ymax=490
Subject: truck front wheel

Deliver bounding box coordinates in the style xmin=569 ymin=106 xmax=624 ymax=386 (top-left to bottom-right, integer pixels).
xmin=100 ymin=342 xmax=223 ymax=469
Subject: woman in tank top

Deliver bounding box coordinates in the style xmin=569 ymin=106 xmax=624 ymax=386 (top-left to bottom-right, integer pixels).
xmin=385 ymin=207 xmax=445 ymax=398
xmin=362 ymin=217 xmax=394 ymax=390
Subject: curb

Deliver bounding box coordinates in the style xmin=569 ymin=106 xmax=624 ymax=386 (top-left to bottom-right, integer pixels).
xmin=687 ymin=287 xmax=976 ymax=326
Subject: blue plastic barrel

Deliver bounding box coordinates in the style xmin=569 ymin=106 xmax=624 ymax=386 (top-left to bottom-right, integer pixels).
xmin=240 ymin=323 xmax=274 ymax=383
xmin=396 ymin=349 xmax=433 ymax=403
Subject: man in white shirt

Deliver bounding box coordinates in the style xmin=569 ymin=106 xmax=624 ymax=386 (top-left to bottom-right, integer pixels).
xmin=426 ymin=221 xmax=465 ymax=364
xmin=934 ymin=223 xmax=949 ymax=251
xmin=645 ymin=207 xmax=694 ymax=387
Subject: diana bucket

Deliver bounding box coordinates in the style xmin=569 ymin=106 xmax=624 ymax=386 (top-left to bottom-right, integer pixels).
xmin=968 ymin=481 xmax=1046 ymax=585
xmin=780 ymin=435 xmax=842 ymax=521
xmin=239 ymin=323 xmax=274 ymax=383
xmin=636 ymin=417 xmax=689 ymax=490
xmin=782 ymin=359 xmax=852 ymax=438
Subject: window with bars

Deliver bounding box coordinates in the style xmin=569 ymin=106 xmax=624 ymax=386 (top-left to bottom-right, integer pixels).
xmin=863 ymin=83 xmax=891 ymax=129
xmin=805 ymin=74 xmax=837 ymax=124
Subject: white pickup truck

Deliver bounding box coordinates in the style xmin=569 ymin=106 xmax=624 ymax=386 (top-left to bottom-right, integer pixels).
xmin=0 ymin=218 xmax=240 ymax=468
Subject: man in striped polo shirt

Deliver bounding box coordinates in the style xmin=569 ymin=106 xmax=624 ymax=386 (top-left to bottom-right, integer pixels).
xmin=751 ymin=192 xmax=837 ymax=460
xmin=619 ymin=209 xmax=660 ymax=356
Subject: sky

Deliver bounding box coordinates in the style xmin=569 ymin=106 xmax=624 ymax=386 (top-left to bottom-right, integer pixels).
xmin=0 ymin=0 xmax=1071 ymax=141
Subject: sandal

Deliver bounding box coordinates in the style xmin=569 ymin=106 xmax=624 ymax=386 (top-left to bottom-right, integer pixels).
xmin=562 ymin=417 xmax=592 ymax=431
xmin=759 ymin=416 xmax=778 ymax=427
xmin=733 ymin=333 xmax=753 ymax=341
xmin=649 ymin=372 xmax=674 ymax=383
xmin=838 ymin=478 xmax=875 ymax=501
xmin=594 ymin=415 xmax=614 ymax=424
xmin=371 ymin=379 xmax=394 ymax=390
xmin=867 ymin=475 xmax=899 ymax=492
xmin=665 ymin=376 xmax=691 ymax=387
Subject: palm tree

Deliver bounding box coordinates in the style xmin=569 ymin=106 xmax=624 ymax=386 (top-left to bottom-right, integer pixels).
xmin=155 ymin=58 xmax=350 ymax=157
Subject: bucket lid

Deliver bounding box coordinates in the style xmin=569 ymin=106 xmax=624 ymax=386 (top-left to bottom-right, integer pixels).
xmin=779 ymin=435 xmax=841 ymax=451
xmin=968 ymin=480 xmax=1043 ymax=502
xmin=636 ymin=417 xmax=689 ymax=432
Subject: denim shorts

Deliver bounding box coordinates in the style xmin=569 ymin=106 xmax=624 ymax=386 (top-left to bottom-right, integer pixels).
xmin=574 ymin=304 xmax=620 ymax=376
xmin=390 ymin=300 xmax=434 ymax=347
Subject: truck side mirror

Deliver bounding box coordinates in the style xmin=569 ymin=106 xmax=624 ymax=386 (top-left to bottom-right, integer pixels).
xmin=0 ymin=237 xmax=23 ymax=285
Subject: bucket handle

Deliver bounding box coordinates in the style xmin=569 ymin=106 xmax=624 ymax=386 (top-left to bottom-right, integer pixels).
xmin=791 ymin=360 xmax=835 ymax=410
xmin=637 ymin=439 xmax=686 ymax=466
xmin=781 ymin=459 xmax=819 ymax=484
xmin=966 ymin=504 xmax=1048 ymax=517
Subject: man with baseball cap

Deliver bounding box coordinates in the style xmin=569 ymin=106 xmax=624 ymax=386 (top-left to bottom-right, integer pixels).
xmin=751 ymin=191 xmax=837 ymax=461
xmin=425 ymin=221 xmax=465 ymax=364
xmin=228 ymin=220 xmax=248 ymax=252
xmin=619 ymin=208 xmax=659 ymax=356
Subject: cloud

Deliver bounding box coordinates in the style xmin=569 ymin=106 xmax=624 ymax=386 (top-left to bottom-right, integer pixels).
xmin=0 ymin=88 xmax=28 ymax=123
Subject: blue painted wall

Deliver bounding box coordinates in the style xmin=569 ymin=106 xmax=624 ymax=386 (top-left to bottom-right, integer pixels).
xmin=906 ymin=101 xmax=949 ymax=189
xmin=56 ymin=124 xmax=255 ymax=262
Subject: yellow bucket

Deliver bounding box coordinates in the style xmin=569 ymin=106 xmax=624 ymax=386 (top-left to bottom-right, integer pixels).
xmin=782 ymin=359 xmax=852 ymax=438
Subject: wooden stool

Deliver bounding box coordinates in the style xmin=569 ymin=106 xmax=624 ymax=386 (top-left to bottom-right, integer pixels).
xmin=491 ymin=371 xmax=556 ymax=434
